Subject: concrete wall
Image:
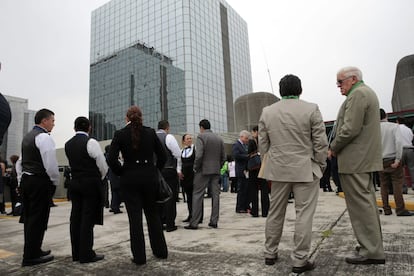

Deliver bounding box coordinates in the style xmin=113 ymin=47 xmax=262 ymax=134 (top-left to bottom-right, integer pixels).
xmin=234 ymin=92 xmax=279 ymax=132
xmin=392 ymin=55 xmax=414 ymax=111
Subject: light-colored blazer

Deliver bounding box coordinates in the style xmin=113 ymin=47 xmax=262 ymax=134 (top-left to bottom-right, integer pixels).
xmin=258 ymin=99 xmax=328 ymax=182
xmin=194 ymin=129 xmax=226 ymax=175
xmin=330 ymin=83 xmax=383 ymax=174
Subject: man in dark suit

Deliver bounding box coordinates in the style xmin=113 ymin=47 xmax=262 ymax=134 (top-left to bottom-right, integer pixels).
xmin=185 ymin=119 xmax=225 ymax=229
xmin=17 ymin=109 xmax=60 ymax=266
xmin=0 ymin=92 xmax=11 ymax=146
xmin=233 ymin=130 xmax=250 ymax=213
xmin=156 ymin=120 xmax=182 ymax=232
xmin=65 ymin=117 xmax=108 ymax=263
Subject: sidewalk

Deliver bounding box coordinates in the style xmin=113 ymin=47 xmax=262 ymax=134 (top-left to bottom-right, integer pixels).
xmin=1 ymin=189 xmax=413 ymax=275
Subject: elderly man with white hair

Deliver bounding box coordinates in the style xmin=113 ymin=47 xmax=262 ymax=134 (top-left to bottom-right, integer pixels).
xmin=330 ymin=66 xmax=385 ymax=265
xmin=233 ymin=130 xmax=251 ymax=213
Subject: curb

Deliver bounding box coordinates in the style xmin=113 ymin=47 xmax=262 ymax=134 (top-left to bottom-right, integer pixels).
xmin=337 ymin=192 xmax=414 ymax=211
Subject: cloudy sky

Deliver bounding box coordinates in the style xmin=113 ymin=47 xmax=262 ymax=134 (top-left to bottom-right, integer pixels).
xmin=1 ymin=0 xmax=413 ymax=148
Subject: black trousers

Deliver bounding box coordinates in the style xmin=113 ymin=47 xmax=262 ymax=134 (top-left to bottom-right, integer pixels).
xmin=248 ymin=169 xmax=270 ymax=217
xmin=181 ymin=166 xmax=194 ymax=219
xmin=20 ymin=174 xmax=51 ymax=260
xmin=161 ymin=168 xmax=178 ymax=228
xmin=236 ymin=176 xmax=249 ymax=211
xmin=110 ymin=187 xmax=122 ymax=211
xmin=69 ymin=178 xmax=101 ymax=262
xmin=121 ymin=171 xmax=167 ymax=264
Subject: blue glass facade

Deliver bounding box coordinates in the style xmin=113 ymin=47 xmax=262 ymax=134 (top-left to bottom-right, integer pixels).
xmin=90 ymin=0 xmax=252 ymax=138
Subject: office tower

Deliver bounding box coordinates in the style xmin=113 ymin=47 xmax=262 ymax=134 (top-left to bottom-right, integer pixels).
xmin=90 ymin=0 xmax=252 ymax=140
xmin=0 ymin=95 xmax=35 ymax=160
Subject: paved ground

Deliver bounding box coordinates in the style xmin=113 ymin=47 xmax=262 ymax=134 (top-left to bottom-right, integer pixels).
xmin=1 ymin=187 xmax=414 ymax=275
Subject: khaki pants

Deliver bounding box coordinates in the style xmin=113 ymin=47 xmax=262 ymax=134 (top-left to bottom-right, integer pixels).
xmin=264 ymin=177 xmax=319 ymax=267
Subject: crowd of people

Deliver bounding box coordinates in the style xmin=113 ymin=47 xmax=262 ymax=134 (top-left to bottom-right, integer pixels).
xmin=1 ymin=66 xmax=414 ymax=274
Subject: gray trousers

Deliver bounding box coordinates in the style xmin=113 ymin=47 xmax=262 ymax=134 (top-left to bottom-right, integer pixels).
xmin=340 ymin=173 xmax=385 ymax=259
xmin=189 ymin=173 xmax=220 ymax=227
xmin=264 ymin=177 xmax=319 ymax=267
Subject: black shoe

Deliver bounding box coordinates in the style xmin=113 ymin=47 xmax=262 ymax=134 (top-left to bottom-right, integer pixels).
xmin=22 ymin=255 xmax=54 ymax=266
xmin=384 ymin=209 xmax=392 ymax=215
xmin=131 ymin=258 xmax=146 ymax=265
xmin=292 ymin=261 xmax=315 ymax=273
xmin=265 ymin=256 xmax=278 ymax=265
xmin=208 ymin=223 xmax=217 ymax=228
xmin=236 ymin=210 xmax=247 ymax=213
xmin=345 ymin=255 xmax=385 ymax=265
xmin=7 ymin=212 xmax=13 ymax=216
xmin=80 ymin=254 xmax=105 ymax=264
xmin=184 ymin=225 xmax=198 ymax=230
xmin=165 ymin=226 xmax=178 ymax=232
xmin=182 ymin=217 xmax=190 ymax=222
xmin=113 ymin=210 xmax=123 ymax=214
xmin=40 ymin=250 xmax=51 ymax=257
xmin=355 ymin=245 xmax=361 ymax=252
xmin=397 ymin=210 xmax=414 ymax=216
xmin=50 ymin=203 xmax=57 ymax=207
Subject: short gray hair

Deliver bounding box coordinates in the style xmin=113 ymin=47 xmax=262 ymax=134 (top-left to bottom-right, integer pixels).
xmin=337 ymin=66 xmax=363 ymax=81
xmin=239 ymin=130 xmax=250 ymax=139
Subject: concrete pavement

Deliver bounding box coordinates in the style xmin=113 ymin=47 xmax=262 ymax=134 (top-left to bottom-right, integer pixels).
xmin=1 ymin=188 xmax=414 ymax=275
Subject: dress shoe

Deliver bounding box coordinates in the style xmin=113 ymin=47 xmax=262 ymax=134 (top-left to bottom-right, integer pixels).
xmin=113 ymin=210 xmax=123 ymax=214
xmin=131 ymin=258 xmax=146 ymax=265
xmin=236 ymin=210 xmax=247 ymax=213
xmin=165 ymin=226 xmax=178 ymax=232
xmin=345 ymin=254 xmax=385 ymax=265
xmin=80 ymin=254 xmax=105 ymax=264
xmin=397 ymin=210 xmax=414 ymax=216
xmin=22 ymin=255 xmax=54 ymax=266
xmin=182 ymin=217 xmax=190 ymax=222
xmin=383 ymin=209 xmax=392 ymax=215
xmin=40 ymin=249 xmax=51 ymax=257
xmin=208 ymin=223 xmax=217 ymax=228
xmin=265 ymin=255 xmax=278 ymax=266
xmin=292 ymin=261 xmax=315 ymax=273
xmin=184 ymin=225 xmax=198 ymax=230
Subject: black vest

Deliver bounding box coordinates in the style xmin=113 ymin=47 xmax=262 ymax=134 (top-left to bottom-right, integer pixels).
xmin=156 ymin=131 xmax=177 ymax=169
xmin=65 ymin=134 xmax=101 ymax=179
xmin=21 ymin=126 xmax=48 ymax=176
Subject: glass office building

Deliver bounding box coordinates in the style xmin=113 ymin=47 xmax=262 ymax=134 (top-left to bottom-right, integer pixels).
xmin=90 ymin=0 xmax=252 ymax=139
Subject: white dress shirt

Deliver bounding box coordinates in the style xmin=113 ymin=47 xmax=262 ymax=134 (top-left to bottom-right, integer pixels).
xmin=76 ymin=131 xmax=109 ymax=179
xmin=16 ymin=127 xmax=60 ymax=186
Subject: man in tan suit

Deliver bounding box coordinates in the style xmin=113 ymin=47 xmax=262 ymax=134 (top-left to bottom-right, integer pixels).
xmin=259 ymin=74 xmax=328 ymax=274
xmin=330 ymin=66 xmax=385 ymax=265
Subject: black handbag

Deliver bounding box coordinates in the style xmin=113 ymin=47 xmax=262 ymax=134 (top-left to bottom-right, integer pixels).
xmin=156 ymin=169 xmax=173 ymax=203
xmin=247 ymin=154 xmax=261 ymax=171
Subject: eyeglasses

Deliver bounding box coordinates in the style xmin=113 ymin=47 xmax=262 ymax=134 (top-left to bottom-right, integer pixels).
xmin=336 ymin=76 xmax=353 ymax=85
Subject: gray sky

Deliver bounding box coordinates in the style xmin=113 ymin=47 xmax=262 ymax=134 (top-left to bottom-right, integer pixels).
xmin=1 ymin=0 xmax=413 ymax=148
